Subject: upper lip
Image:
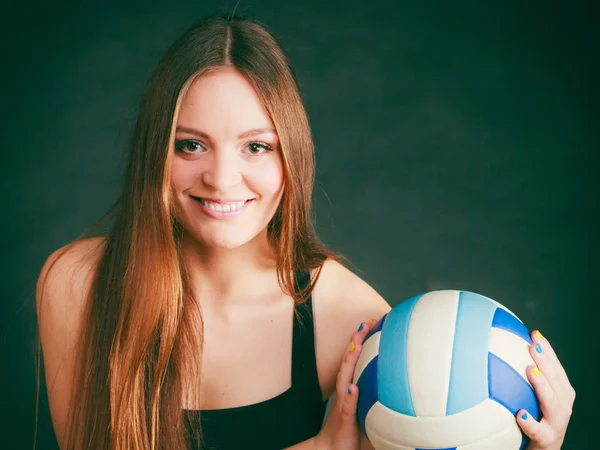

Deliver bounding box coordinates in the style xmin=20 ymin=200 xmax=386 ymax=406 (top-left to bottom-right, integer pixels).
xmin=191 ymin=196 xmax=253 ymax=204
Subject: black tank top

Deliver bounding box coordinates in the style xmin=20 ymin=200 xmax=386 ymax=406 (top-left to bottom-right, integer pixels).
xmin=183 ymin=270 xmax=327 ymax=449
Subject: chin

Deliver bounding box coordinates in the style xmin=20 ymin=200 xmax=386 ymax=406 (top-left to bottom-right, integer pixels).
xmin=194 ymin=230 xmax=258 ymax=250
xmin=206 ymin=237 xmax=251 ymax=249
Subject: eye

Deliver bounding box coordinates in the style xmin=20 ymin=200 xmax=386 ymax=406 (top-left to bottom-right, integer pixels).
xmin=174 ymin=140 xmax=204 ymax=154
xmin=246 ymin=142 xmax=273 ymax=155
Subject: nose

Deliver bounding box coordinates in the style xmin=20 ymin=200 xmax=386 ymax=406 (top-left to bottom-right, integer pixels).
xmin=200 ymin=149 xmax=243 ymax=191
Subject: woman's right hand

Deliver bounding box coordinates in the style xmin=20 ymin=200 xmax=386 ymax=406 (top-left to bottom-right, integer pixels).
xmin=314 ymin=320 xmax=376 ymax=450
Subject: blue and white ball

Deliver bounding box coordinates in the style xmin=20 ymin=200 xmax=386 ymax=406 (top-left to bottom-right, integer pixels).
xmin=354 ymin=290 xmax=540 ymax=450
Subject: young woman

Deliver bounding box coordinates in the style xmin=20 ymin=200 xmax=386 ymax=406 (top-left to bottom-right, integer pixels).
xmin=36 ymin=14 xmax=575 ymax=450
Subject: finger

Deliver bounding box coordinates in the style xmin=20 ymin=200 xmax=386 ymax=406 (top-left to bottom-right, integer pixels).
xmin=517 ymin=410 xmax=556 ymax=448
xmin=530 ymin=333 xmax=563 ymax=398
xmin=335 ymin=319 xmax=380 ymax=399
xmin=531 ymin=330 xmax=571 ymax=386
xmin=355 ymin=319 xmax=377 ymax=345
xmin=341 ymin=384 xmax=359 ymax=422
xmin=530 ymin=331 xmax=574 ymax=405
xmin=336 ymin=335 xmax=364 ymax=398
xmin=531 ymin=330 xmax=559 ymax=365
xmin=527 ymin=364 xmax=564 ymax=428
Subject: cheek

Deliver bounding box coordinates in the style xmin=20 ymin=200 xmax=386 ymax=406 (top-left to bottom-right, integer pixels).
xmin=254 ymin=159 xmax=285 ymax=196
xmin=170 ymin=158 xmax=194 ymax=192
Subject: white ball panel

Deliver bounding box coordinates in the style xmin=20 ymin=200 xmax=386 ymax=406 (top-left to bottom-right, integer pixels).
xmin=457 ymin=421 xmax=523 ymax=450
xmin=353 ymin=331 xmax=381 ymax=385
xmin=407 ymin=290 xmax=459 ymax=417
xmin=488 ymin=328 xmax=535 ymax=388
xmin=364 ymin=399 xmax=517 ymax=449
xmin=365 ymin=432 xmax=416 ymax=450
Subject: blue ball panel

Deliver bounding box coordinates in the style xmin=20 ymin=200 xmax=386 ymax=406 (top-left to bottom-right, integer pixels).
xmin=356 ymin=355 xmax=380 ymax=435
xmin=446 ymin=292 xmax=497 ymax=415
xmin=488 ymin=352 xmax=540 ymax=421
xmin=378 ymin=294 xmax=423 ymax=416
xmin=491 ymin=307 xmax=533 ymax=345
xmin=416 ymin=448 xmax=456 ymax=450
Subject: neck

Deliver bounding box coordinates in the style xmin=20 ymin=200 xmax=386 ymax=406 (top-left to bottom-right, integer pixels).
xmin=181 ymin=230 xmax=280 ymax=310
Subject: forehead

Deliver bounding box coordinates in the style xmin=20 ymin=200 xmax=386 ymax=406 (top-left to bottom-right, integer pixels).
xmin=177 ymin=68 xmax=275 ymax=134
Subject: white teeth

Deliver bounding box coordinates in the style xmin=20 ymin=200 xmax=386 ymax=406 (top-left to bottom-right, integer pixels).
xmin=200 ymin=199 xmax=246 ymax=212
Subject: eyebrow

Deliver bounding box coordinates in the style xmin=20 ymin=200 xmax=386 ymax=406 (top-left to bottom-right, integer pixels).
xmin=176 ymin=126 xmax=277 ymax=140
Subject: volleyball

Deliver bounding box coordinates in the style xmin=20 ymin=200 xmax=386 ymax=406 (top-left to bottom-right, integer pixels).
xmin=354 ymin=290 xmax=539 ymax=450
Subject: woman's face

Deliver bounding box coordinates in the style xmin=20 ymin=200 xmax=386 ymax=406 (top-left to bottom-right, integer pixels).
xmin=170 ymin=68 xmax=285 ymax=250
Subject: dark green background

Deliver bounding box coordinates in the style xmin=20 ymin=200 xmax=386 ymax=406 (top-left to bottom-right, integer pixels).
xmin=1 ymin=1 xmax=597 ymax=448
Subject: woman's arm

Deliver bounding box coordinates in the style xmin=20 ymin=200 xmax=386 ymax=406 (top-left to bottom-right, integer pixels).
xmin=312 ymin=259 xmax=391 ymax=401
xmin=285 ymin=259 xmax=392 ymax=450
xmin=36 ymin=238 xmax=103 ymax=449
xmin=285 ymin=317 xmax=385 ymax=449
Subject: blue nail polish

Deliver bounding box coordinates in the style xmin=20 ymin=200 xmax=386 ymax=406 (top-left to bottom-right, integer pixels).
xmin=358 ymin=323 xmax=363 ymax=332
xmin=347 ymin=386 xmax=352 ymax=394
xmin=535 ymin=343 xmax=542 ymax=354
xmin=522 ymin=412 xmax=528 ymax=420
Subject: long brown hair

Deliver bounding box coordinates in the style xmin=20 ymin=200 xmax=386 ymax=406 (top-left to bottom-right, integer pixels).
xmin=35 ymin=13 xmax=339 ymax=450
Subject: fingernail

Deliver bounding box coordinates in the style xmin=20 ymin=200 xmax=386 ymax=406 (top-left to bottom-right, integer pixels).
xmin=350 ymin=341 xmax=355 ymax=353
xmin=535 ymin=343 xmax=543 ymax=354
xmin=358 ymin=323 xmax=363 ymax=332
xmin=533 ymin=365 xmax=541 ymax=377
xmin=522 ymin=412 xmax=528 ymax=420
xmin=347 ymin=386 xmax=352 ymax=394
xmin=534 ymin=330 xmax=543 ymax=341
xmin=368 ymin=319 xmax=373 ymax=327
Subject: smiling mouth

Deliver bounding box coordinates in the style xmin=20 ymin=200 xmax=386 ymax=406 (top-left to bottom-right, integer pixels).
xmin=192 ymin=197 xmax=252 ymax=213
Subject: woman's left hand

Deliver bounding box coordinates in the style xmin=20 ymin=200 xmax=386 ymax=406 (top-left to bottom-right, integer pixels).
xmin=518 ymin=330 xmax=576 ymax=450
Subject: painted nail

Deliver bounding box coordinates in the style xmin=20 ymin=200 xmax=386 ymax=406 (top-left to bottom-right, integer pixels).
xmin=522 ymin=412 xmax=528 ymax=420
xmin=533 ymin=366 xmax=541 ymax=377
xmin=368 ymin=319 xmax=373 ymax=327
xmin=358 ymin=323 xmax=363 ymax=332
xmin=535 ymin=330 xmax=543 ymax=341
xmin=535 ymin=343 xmax=543 ymax=354
xmin=348 ymin=386 xmax=352 ymax=394
xmin=350 ymin=341 xmax=355 ymax=353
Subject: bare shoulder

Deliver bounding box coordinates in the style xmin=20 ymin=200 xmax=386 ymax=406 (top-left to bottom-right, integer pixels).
xmin=36 ymin=236 xmax=106 ymax=448
xmin=312 ymin=259 xmax=391 ymax=322
xmin=37 ymin=236 xmax=106 ymax=318
xmin=311 ymin=258 xmax=391 ymax=399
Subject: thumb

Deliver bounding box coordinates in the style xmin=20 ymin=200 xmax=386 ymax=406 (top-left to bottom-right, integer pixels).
xmin=341 ymin=384 xmax=359 ymax=423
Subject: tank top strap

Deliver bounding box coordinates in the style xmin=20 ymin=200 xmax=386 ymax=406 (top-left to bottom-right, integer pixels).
xmin=291 ymin=269 xmax=322 ymax=401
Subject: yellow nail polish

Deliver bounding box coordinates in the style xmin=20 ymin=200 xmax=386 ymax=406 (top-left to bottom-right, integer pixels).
xmin=350 ymin=341 xmax=355 ymax=353
xmin=535 ymin=330 xmax=543 ymax=341
xmin=533 ymin=365 xmax=541 ymax=377
xmin=368 ymin=319 xmax=373 ymax=327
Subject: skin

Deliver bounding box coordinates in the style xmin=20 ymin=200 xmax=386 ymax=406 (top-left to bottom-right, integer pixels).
xmin=37 ymin=66 xmax=574 ymax=450
xmin=516 ymin=331 xmax=576 ymax=449
xmin=171 ymin=68 xmax=285 ymax=254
